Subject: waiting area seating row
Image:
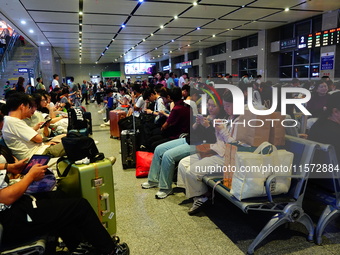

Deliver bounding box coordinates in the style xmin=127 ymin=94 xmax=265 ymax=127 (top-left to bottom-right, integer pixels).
xmin=203 ymin=135 xmax=340 ymax=254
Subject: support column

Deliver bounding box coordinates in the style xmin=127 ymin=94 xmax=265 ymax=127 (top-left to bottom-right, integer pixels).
xmin=38 ymin=46 xmax=54 ymax=86
xmin=320 ymin=9 xmax=339 ymax=80
xmin=199 ymin=48 xmax=208 ymax=79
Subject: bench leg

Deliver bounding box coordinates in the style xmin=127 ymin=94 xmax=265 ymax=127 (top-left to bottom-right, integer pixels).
xmin=297 ymin=213 xmax=314 ymax=242
xmin=315 ymin=205 xmax=340 ymax=245
xmin=247 ymin=212 xmax=289 ymax=254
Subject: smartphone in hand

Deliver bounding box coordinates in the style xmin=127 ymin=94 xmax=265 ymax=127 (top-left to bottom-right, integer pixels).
xmin=40 ymin=119 xmax=51 ymax=129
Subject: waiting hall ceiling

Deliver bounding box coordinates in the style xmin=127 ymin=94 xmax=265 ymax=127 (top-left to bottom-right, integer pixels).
xmin=0 ymin=0 xmax=339 ymax=64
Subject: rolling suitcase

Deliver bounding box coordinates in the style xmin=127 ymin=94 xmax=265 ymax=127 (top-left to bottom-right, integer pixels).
xmin=110 ymin=110 xmax=126 ymax=138
xmin=57 ymin=158 xmax=116 ymax=236
xmin=120 ymin=130 xmax=136 ymax=169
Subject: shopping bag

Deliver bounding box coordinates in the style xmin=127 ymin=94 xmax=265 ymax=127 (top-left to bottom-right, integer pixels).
xmin=230 ymin=142 xmax=293 ymax=200
xmin=268 ymin=112 xmax=286 ymax=146
xmin=223 ymin=144 xmax=237 ymax=189
xmin=235 ymin=110 xmax=271 ymax=147
xmin=136 ymin=151 xmax=154 ymax=178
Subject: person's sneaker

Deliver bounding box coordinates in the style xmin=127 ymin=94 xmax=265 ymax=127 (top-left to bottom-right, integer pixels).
xmin=111 ymin=242 xmax=129 ymax=255
xmin=104 ymin=121 xmax=110 ymax=126
xmin=100 ymin=124 xmax=106 ymax=127
xmin=141 ymin=181 xmax=158 ymax=189
xmin=98 ymin=109 xmax=104 ymax=113
xmin=155 ymin=189 xmax=173 ymax=199
xmin=188 ymin=196 xmax=208 ymax=215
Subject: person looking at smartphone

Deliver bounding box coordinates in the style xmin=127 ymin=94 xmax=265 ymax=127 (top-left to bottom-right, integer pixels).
xmin=191 ymin=94 xmax=225 ymax=145
xmin=2 ymin=93 xmax=65 ymax=160
xmin=23 ymin=93 xmax=67 ymax=138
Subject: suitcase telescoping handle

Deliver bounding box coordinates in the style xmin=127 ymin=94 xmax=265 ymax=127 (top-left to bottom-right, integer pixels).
xmin=100 ymin=192 xmax=110 ymax=216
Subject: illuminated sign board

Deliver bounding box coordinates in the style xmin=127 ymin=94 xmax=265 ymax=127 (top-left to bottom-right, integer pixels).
xmin=175 ymin=61 xmax=192 ymax=69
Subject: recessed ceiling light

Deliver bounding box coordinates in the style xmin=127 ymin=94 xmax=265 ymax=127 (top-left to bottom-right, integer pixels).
xmin=170 ymin=51 xmax=172 ymax=53
xmin=29 ymin=29 xmax=34 ymax=33
xmin=79 ymin=11 xmax=83 ymax=15
xmin=212 ymin=34 xmax=216 ymax=37
xmin=106 ymin=47 xmax=109 ymax=50
xmin=101 ymin=53 xmax=104 ymax=56
xmin=121 ymin=24 xmax=125 ymax=28
xmin=143 ymin=39 xmax=146 ymax=41
xmin=21 ymin=20 xmax=26 ymax=25
xmin=193 ymin=2 xmax=198 ymax=6
xmin=171 ymin=40 xmax=174 ymax=42
xmin=95 ymin=61 xmax=98 ymax=64
xmin=155 ymin=47 xmax=158 ymax=50
xmin=197 ymin=27 xmax=200 ymax=30
xmin=160 ymin=25 xmax=164 ymax=29
xmin=79 ymin=31 xmax=82 ymax=34
xmin=151 ymin=33 xmax=154 ymax=36
xmin=174 ymin=15 xmax=178 ymax=19
xmin=138 ymin=0 xmax=144 ymax=2
xmin=187 ymin=44 xmax=190 ymax=47
xmin=285 ymin=8 xmax=289 ymax=11
xmin=112 ymin=38 xmax=115 ymax=41
xmin=132 ymin=47 xmax=135 ymax=49
xmin=40 ymin=42 xmax=44 ymax=45
xmin=80 ymin=23 xmax=82 ymax=26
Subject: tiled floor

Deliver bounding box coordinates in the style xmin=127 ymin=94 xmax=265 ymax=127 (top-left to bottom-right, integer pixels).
xmin=87 ymin=103 xmax=340 ymax=255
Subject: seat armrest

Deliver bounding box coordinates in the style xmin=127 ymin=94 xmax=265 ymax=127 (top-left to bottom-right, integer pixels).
xmin=265 ymin=175 xmax=304 ymax=202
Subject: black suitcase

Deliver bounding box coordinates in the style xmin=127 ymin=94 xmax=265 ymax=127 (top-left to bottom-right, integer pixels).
xmin=120 ymin=130 xmax=136 ymax=169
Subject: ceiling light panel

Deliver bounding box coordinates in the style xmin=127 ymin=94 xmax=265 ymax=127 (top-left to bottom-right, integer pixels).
xmin=36 ymin=23 xmax=78 ymax=32
xmin=181 ymin=5 xmax=238 ymax=19
xmin=224 ymin=8 xmax=279 ymax=20
xmin=82 ymin=14 xmax=127 ymax=25
xmin=28 ymin=11 xmax=78 ymax=23
xmin=127 ymin=16 xmax=170 ymax=26
xmin=83 ymin=0 xmax=136 ymax=13
xmin=134 ymin=2 xmax=190 ymax=17
xmin=22 ymin=0 xmax=78 ymax=11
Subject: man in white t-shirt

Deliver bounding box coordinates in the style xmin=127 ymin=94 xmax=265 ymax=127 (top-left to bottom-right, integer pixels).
xmin=131 ymin=84 xmax=145 ymax=118
xmin=2 ymin=93 xmax=65 ymax=160
xmin=178 ymin=73 xmax=188 ymax=88
xmin=51 ymin=74 xmax=60 ymax=90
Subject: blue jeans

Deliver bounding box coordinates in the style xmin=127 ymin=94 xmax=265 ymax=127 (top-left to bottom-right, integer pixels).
xmin=148 ymin=138 xmax=195 ymax=190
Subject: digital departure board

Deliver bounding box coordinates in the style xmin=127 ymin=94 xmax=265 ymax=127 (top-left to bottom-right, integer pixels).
xmin=304 ymin=27 xmax=340 ymax=49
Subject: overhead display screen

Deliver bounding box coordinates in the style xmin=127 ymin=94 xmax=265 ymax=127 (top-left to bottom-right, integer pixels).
xmin=307 ymin=28 xmax=340 ymax=49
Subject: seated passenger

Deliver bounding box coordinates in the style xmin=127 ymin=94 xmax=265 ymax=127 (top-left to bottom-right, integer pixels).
xmin=114 ymin=87 xmax=131 ymax=113
xmin=309 ymin=92 xmax=340 ymax=159
xmin=141 ymin=95 xmax=223 ymax=199
xmin=177 ymin=92 xmax=240 ymax=215
xmin=24 ymin=93 xmax=68 ymax=138
xmin=306 ymin=80 xmax=330 ymax=118
xmin=0 ymin=162 xmax=129 ymax=254
xmin=2 ymin=93 xmax=65 ymax=160
xmin=147 ymin=87 xmax=191 ymax=151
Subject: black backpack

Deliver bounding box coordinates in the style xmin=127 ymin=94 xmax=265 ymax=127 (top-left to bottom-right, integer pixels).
xmin=67 ymin=107 xmax=88 ymax=131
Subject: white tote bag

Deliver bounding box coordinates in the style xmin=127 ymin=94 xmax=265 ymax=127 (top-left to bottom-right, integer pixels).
xmin=230 ymin=142 xmax=293 ymax=201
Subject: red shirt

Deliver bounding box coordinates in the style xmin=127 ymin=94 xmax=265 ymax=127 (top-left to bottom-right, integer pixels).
xmin=166 ymin=100 xmax=191 ymax=139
